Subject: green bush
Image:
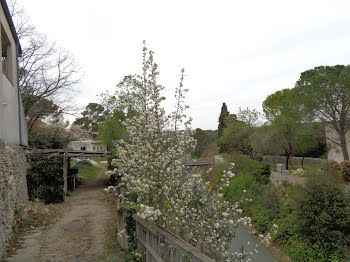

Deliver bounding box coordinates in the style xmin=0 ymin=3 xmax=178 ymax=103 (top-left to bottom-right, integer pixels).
xmin=295 ymin=173 xmax=350 ymax=245
xmin=286 ymin=237 xmax=343 ymax=262
xmin=258 ymin=185 xmax=280 ymax=218
xmin=255 ymin=163 xmax=271 ymax=184
xmin=252 ymin=213 xmax=270 ymax=233
xmin=223 ymin=173 xmax=256 ymax=203
xmin=27 ymin=156 xmax=64 ymax=203
xmin=229 ymin=153 xmax=260 ymax=175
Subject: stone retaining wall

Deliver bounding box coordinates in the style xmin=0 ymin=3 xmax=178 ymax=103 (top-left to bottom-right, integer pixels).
xmin=0 ymin=139 xmax=28 ymax=257
xmin=262 ymin=155 xmax=326 ymax=167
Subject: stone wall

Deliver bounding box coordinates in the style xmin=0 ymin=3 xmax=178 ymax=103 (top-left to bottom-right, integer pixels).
xmin=0 ymin=139 xmax=28 ymax=257
xmin=262 ymin=155 xmax=327 ymax=167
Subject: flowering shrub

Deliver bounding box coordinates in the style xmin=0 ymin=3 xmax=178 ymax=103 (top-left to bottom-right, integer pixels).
xmin=328 ymin=160 xmax=340 ymax=171
xmin=340 ymin=161 xmax=350 ymax=183
xmin=106 ymin=43 xmax=264 ymax=261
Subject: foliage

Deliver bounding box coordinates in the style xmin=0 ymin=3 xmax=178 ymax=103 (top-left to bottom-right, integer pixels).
xmin=255 ymin=163 xmax=271 ymax=184
xmin=262 ymin=88 xmax=312 ymax=169
xmin=223 ymin=173 xmax=256 ymax=203
xmin=218 ymin=114 xmax=252 ymax=156
xmin=72 ymin=162 xmax=98 ymax=180
xmin=293 ymin=129 xmax=319 ymax=160
xmin=27 ymin=156 xmax=64 ymax=203
xmin=117 ymin=202 xmax=138 ymax=262
xmin=251 ymin=124 xmax=282 ymax=157
xmin=108 ymin=43 xmax=255 ymax=261
xmin=218 ymin=108 xmax=260 ymax=158
xmin=28 ymin=118 xmax=71 ymax=149
xmin=218 ymin=102 xmax=229 ymax=138
xmin=98 ymin=110 xmax=127 ymax=146
xmin=226 ymin=153 xmax=260 ymax=176
xmin=74 ymin=103 xmax=108 ymax=138
xmin=27 ymin=118 xmax=76 ymax=204
xmin=192 ymin=128 xmax=213 ymax=158
xmin=340 ymin=161 xmax=350 ymax=183
xmin=285 ymin=238 xmax=343 ymax=262
xmin=124 ymin=216 xmax=137 ymax=262
xmin=295 ymin=65 xmax=350 ymax=161
xmin=295 ymin=173 xmax=350 ymax=245
xmin=202 ymin=141 xmax=219 ymax=158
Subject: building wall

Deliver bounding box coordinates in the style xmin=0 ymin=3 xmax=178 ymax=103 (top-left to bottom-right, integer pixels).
xmin=68 ymin=140 xmax=107 ymax=152
xmin=326 ymin=125 xmax=350 ymax=162
xmin=0 ymin=139 xmax=28 ymax=257
xmin=0 ymin=5 xmax=28 ymax=146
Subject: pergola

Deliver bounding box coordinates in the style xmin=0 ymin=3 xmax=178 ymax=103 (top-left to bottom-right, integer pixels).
xmin=28 ymin=149 xmax=109 ymax=195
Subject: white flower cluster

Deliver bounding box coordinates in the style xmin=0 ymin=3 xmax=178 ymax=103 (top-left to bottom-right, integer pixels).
xmin=104 ymin=185 xmax=116 ymax=193
xmin=218 ymin=165 xmax=236 ymax=191
xmin=109 ymin=43 xmax=255 ymax=261
xmin=137 ymin=204 xmax=161 ymax=222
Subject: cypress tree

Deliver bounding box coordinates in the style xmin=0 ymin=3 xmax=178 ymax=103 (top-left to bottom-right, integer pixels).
xmin=218 ymin=103 xmax=229 ymax=137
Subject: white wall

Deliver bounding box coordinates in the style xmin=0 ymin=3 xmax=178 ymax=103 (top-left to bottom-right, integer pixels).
xmin=0 ymin=5 xmax=28 ymax=146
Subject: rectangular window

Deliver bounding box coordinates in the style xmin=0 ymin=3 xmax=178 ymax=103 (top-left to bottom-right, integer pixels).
xmin=1 ymin=25 xmax=12 ymax=82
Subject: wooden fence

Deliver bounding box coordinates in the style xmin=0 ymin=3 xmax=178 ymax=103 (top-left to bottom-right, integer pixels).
xmin=133 ymin=215 xmax=214 ymax=262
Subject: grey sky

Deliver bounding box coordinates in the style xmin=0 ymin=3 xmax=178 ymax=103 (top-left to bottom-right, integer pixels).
xmin=18 ymin=0 xmax=350 ymax=129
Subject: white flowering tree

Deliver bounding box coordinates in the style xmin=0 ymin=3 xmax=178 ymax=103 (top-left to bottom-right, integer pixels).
xmin=108 ymin=43 xmax=256 ymax=261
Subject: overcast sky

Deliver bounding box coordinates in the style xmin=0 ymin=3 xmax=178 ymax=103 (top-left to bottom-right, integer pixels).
xmin=18 ymin=0 xmax=350 ymax=130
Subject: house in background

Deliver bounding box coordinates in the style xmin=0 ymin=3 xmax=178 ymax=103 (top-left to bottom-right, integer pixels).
xmin=326 ymin=125 xmax=350 ymax=162
xmin=68 ymin=139 xmax=107 ymax=152
xmin=0 ymin=0 xmax=28 ymax=146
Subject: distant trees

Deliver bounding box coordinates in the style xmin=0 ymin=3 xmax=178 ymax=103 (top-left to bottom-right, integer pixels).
xmin=73 ymin=103 xmax=108 ymax=138
xmin=218 ymin=103 xmax=229 ymax=138
xmin=216 ymin=83 xmax=327 ymax=167
xmin=74 ymin=76 xmax=140 ymax=144
xmin=262 ymin=89 xmax=302 ymax=169
xmin=295 ymin=65 xmax=350 ymax=161
xmin=193 ymin=128 xmax=210 ymax=158
xmin=98 ymin=110 xmax=127 ymax=146
xmin=218 ymin=108 xmax=260 ymax=158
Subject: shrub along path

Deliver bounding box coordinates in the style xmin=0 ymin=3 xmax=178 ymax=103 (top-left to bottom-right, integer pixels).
xmin=7 ymin=161 xmax=123 ymax=262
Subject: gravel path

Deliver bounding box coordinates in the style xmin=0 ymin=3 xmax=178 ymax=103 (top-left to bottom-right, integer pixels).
xmin=9 ymin=162 xmax=123 ymax=262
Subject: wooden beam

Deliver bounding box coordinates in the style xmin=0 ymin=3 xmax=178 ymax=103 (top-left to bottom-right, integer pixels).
xmin=133 ymin=215 xmax=214 ymax=262
xmin=63 ymin=154 xmax=68 ymax=196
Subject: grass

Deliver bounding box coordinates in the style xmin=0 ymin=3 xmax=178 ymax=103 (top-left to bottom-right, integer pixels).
xmin=99 ymin=192 xmax=125 ymax=261
xmin=73 ymin=163 xmax=99 ymax=180
xmin=94 ymin=157 xmax=108 ymax=163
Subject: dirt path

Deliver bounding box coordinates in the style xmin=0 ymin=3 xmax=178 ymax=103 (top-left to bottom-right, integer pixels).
xmin=8 ymin=162 xmax=123 ymax=262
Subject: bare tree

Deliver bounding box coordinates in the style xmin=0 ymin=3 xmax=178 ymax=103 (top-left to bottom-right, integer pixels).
xmin=8 ymin=0 xmax=82 ymax=132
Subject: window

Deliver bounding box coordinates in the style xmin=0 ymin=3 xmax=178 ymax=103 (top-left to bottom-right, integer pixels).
xmin=1 ymin=25 xmax=12 ymax=82
xmin=93 ymin=146 xmax=96 ymax=151
xmin=81 ymin=147 xmax=86 ymax=151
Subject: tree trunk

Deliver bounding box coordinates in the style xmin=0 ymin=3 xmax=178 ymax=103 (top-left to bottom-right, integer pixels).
xmin=286 ymin=154 xmax=290 ymax=170
xmin=301 ymin=157 xmax=305 ymax=168
xmin=339 ymin=129 xmax=349 ymax=161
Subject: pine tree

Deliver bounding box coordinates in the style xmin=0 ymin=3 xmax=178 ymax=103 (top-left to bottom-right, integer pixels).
xmin=218 ymin=102 xmax=229 ymax=137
